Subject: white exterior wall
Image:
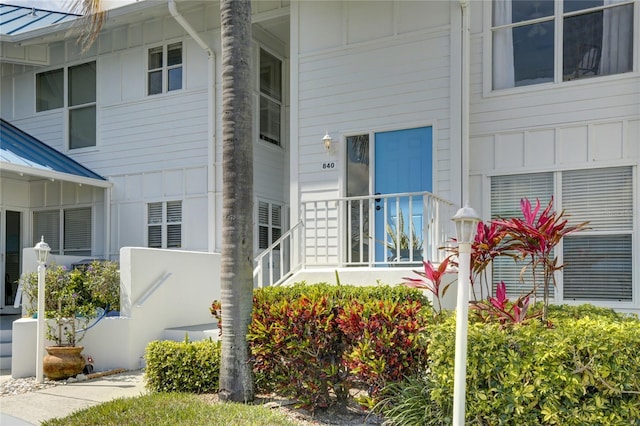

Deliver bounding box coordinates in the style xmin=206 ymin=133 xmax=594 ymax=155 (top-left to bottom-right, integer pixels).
xmin=1 ymin=2 xmax=290 ymax=257
xmin=466 ymin=1 xmax=640 ymax=313
xmin=292 ymin=1 xmax=459 ymax=265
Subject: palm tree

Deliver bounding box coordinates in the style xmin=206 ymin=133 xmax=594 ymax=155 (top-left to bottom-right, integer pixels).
xmin=74 ymin=0 xmax=255 ymax=402
xmin=218 ymin=0 xmax=255 ymax=402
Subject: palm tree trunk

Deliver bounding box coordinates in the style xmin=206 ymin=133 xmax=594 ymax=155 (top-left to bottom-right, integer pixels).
xmin=218 ymin=0 xmax=255 ymax=403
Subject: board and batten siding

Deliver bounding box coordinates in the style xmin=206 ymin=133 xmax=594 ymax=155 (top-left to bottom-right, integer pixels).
xmin=293 ymin=1 xmax=456 ymax=266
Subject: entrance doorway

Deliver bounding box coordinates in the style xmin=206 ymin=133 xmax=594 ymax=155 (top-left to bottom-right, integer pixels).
xmin=1 ymin=210 xmax=22 ymax=314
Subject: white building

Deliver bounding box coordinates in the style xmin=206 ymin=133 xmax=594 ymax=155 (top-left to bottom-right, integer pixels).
xmin=1 ymin=0 xmax=638 ymax=318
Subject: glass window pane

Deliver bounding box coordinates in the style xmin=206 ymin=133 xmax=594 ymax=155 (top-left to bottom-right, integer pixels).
xmin=260 ymin=49 xmax=282 ymax=101
xmin=167 ymin=42 xmax=182 ymax=66
xmin=259 ymin=225 xmax=269 ymax=249
xmin=148 ymin=226 xmax=162 ymax=248
xmin=168 ymin=67 xmax=182 ymax=91
xmin=563 ymin=235 xmax=632 ymax=301
xmin=148 ymin=70 xmax=162 ymax=95
xmin=494 ymin=0 xmax=554 ymax=26
xmin=148 ymin=46 xmax=163 ymax=70
xmin=167 ymin=224 xmax=181 ymax=248
xmin=64 ymin=208 xmax=91 ymax=254
xmin=69 ymin=105 xmax=96 ymax=149
xmin=148 ymin=203 xmax=163 ymax=224
xmin=167 ymin=201 xmax=182 ymax=223
xmin=598 ymin=3 xmax=633 ymax=76
xmin=33 ymin=210 xmax=60 ymax=254
xmin=512 ymin=21 xmax=554 ymax=86
xmin=260 ymin=96 xmax=281 ymax=145
xmin=564 ymin=0 xmax=603 ymax=13
xmin=36 ymin=69 xmax=63 ymax=112
xmin=69 ymin=62 xmax=96 ymax=106
xmin=563 ymin=11 xmax=603 ymax=80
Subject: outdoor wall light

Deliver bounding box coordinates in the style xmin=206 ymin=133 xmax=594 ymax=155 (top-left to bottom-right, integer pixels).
xmin=323 ymin=131 xmax=333 ymax=152
xmin=451 ymin=203 xmax=480 ymax=425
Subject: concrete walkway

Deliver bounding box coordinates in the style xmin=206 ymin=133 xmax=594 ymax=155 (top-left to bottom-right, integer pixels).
xmin=0 ymin=370 xmax=146 ymax=425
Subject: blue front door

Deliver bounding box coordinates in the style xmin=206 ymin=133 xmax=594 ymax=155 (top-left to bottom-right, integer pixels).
xmin=374 ymin=127 xmax=432 ymax=263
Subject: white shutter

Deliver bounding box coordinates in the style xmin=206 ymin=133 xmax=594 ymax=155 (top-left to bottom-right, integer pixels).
xmin=33 ymin=210 xmax=60 ymax=254
xmin=258 ymin=201 xmax=269 ymax=249
xmin=148 ymin=202 xmax=163 ymax=248
xmin=64 ymin=208 xmax=91 ymax=255
xmin=166 ymin=201 xmax=182 ymax=248
xmin=491 ymin=173 xmax=554 ymax=298
xmin=562 ymin=167 xmax=633 ymax=301
xmin=166 ymin=201 xmax=182 ymax=223
xmin=148 ymin=203 xmax=162 ymax=224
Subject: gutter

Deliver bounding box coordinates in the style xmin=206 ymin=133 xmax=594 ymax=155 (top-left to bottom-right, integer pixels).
xmin=459 ymin=0 xmax=470 ymax=206
xmin=168 ymin=0 xmax=218 ymax=252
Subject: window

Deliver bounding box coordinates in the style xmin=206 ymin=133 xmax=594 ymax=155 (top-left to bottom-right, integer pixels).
xmin=36 ymin=69 xmax=63 ymax=111
xmin=148 ymin=42 xmax=183 ymax=95
xmin=491 ymin=172 xmax=554 ymax=298
xmin=33 ymin=207 xmax=92 ymax=256
xmin=258 ymin=200 xmax=282 ymax=250
xmin=491 ymin=167 xmax=634 ymax=303
xmin=147 ymin=201 xmax=182 ymax=248
xmin=259 ymin=49 xmax=282 ymax=146
xmin=492 ymin=0 xmax=634 ymax=90
xmin=69 ymin=62 xmax=97 ymax=149
xmin=36 ymin=62 xmax=96 ymax=149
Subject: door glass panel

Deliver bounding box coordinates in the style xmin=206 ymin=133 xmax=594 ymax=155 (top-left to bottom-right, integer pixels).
xmin=346 ymin=134 xmax=370 ymax=264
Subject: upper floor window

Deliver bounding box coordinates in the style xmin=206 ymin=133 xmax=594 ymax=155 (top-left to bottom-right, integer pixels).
xmin=148 ymin=42 xmax=183 ymax=95
xmin=147 ymin=201 xmax=182 ymax=248
xmin=259 ymin=49 xmax=282 ymax=146
xmin=33 ymin=207 xmax=92 ymax=256
xmin=492 ymin=0 xmax=634 ymax=90
xmin=36 ymin=62 xmax=96 ymax=149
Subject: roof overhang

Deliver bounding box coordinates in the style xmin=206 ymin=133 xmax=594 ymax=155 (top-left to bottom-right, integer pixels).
xmin=1 ymin=161 xmax=112 ymax=188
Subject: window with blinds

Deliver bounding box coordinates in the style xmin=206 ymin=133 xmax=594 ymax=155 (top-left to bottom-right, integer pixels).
xmin=258 ymin=201 xmax=282 ymax=250
xmin=147 ymin=201 xmax=182 ymax=249
xmin=562 ymin=167 xmax=633 ymax=301
xmin=33 ymin=208 xmax=91 ymax=255
xmin=491 ymin=172 xmax=554 ymax=299
xmin=63 ymin=208 xmax=92 ymax=256
xmin=491 ymin=166 xmax=635 ymax=303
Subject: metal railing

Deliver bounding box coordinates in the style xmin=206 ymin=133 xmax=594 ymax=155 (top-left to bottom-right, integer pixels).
xmin=254 ymin=192 xmax=457 ymax=286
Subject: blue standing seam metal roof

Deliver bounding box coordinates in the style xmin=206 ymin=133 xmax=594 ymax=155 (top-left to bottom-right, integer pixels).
xmin=0 ymin=3 xmax=80 ymax=36
xmin=0 ymin=118 xmax=105 ymax=181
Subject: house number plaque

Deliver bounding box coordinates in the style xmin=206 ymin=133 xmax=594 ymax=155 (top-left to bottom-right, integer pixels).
xmin=321 ymin=161 xmax=336 ymax=170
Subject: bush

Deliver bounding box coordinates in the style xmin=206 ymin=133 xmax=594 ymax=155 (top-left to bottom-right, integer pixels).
xmin=379 ymin=305 xmax=640 ymax=425
xmin=248 ymin=283 xmax=432 ymax=409
xmin=145 ymin=338 xmax=220 ymax=393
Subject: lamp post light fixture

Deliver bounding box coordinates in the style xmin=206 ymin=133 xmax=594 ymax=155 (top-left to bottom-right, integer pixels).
xmin=322 ymin=131 xmax=333 ymax=153
xmin=34 ymin=236 xmax=50 ymax=384
xmin=451 ymin=204 xmax=480 ymax=425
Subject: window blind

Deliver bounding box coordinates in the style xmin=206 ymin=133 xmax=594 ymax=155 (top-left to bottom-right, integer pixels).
xmin=64 ymin=208 xmax=91 ymax=256
xmin=33 ymin=210 xmax=60 ymax=254
xmin=491 ymin=172 xmax=554 ymax=298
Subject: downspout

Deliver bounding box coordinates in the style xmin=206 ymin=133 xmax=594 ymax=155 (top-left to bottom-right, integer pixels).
xmin=459 ymin=0 xmax=470 ymax=206
xmin=168 ymin=0 xmax=217 ymax=252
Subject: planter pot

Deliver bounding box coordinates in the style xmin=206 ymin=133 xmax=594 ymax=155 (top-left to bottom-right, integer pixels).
xmin=43 ymin=346 xmax=85 ymax=380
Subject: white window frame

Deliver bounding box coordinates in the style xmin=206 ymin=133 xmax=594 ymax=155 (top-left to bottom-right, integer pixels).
xmin=490 ymin=166 xmax=637 ymax=308
xmin=35 ymin=61 xmax=97 ymax=150
xmin=32 ymin=207 xmax=92 ymax=256
xmin=147 ymin=41 xmax=183 ymax=96
xmin=257 ymin=46 xmax=283 ymax=148
xmin=146 ymin=201 xmax=182 ymax=249
xmin=487 ymin=0 xmax=637 ymax=92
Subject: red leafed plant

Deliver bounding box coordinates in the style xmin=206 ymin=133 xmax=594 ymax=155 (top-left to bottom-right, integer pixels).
xmin=404 ymin=257 xmax=452 ymax=314
xmin=493 ymin=197 xmax=589 ymax=320
xmin=471 ymin=281 xmax=540 ymax=326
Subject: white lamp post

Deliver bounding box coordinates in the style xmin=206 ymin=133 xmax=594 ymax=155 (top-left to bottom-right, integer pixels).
xmin=451 ymin=204 xmax=480 ymax=425
xmin=34 ymin=236 xmax=50 ymax=384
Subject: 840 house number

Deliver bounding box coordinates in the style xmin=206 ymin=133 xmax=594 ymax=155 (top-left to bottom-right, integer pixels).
xmin=321 ymin=161 xmax=336 ymax=170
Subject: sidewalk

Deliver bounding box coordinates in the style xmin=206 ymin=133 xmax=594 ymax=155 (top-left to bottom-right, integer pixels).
xmin=0 ymin=370 xmax=147 ymax=425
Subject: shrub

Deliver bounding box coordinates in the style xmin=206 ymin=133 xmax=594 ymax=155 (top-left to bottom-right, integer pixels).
xmin=247 ymin=283 xmax=432 ymax=410
xmin=145 ymin=338 xmax=220 ymax=393
xmin=379 ymin=306 xmax=640 ymax=425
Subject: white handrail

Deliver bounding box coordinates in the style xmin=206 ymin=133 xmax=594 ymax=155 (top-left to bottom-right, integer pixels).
xmin=254 ymin=221 xmax=304 ymax=288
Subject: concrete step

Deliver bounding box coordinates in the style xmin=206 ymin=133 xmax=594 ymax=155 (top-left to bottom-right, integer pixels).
xmin=162 ymin=323 xmax=220 ymax=343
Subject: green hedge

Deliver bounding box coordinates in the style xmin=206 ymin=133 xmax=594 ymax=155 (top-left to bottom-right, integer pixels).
xmin=381 ymin=305 xmax=640 ymax=425
xmin=145 ymin=338 xmax=220 ymax=393
xmin=249 ymin=283 xmax=433 ymax=408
